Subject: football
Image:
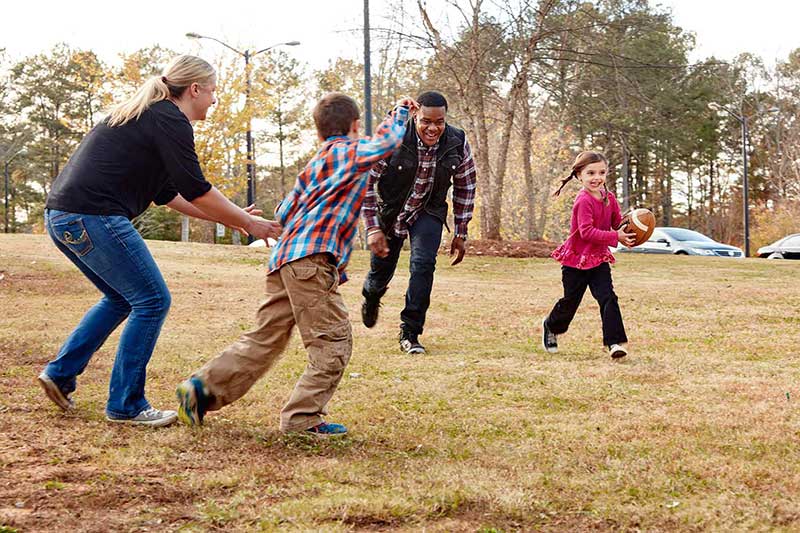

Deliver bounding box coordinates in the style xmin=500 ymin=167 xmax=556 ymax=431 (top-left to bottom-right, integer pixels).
xmin=618 ymin=208 xmax=655 ymax=247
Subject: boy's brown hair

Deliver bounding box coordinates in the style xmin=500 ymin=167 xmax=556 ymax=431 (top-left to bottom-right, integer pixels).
xmin=313 ymin=93 xmax=360 ymax=140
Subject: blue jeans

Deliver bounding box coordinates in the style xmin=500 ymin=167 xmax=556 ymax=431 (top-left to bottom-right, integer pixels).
xmin=363 ymin=211 xmax=443 ymax=336
xmin=43 ymin=209 xmax=171 ymax=418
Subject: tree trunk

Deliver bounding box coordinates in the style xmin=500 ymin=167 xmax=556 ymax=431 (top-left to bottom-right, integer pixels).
xmin=472 ymin=91 xmax=494 ymax=240
xmin=686 ymin=163 xmax=693 ymax=226
xmin=620 ymin=142 xmax=630 ymax=211
xmin=520 ymin=85 xmax=536 ymax=240
xmin=489 ymin=82 xmax=521 ymax=241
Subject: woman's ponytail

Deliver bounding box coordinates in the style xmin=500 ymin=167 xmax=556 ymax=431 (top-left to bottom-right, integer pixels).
xmin=107 ymin=76 xmax=170 ymax=127
xmin=107 ymin=55 xmax=216 ymax=127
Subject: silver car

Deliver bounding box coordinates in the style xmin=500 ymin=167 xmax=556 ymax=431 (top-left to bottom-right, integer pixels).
xmin=756 ymin=233 xmax=800 ymax=260
xmin=615 ymin=227 xmax=744 ymax=258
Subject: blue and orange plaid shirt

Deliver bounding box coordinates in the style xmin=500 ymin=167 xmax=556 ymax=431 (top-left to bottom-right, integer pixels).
xmin=268 ymin=106 xmax=409 ymax=282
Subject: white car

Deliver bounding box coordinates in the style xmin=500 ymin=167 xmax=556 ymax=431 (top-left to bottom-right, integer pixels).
xmin=614 ymin=227 xmax=744 ymax=258
xmin=756 ymin=233 xmax=800 ymax=260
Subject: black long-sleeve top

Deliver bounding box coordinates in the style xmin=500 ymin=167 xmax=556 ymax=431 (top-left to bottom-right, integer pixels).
xmin=46 ymin=99 xmax=212 ymax=219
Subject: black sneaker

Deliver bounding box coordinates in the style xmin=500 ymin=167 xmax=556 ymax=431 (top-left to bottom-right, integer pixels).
xmin=542 ymin=318 xmax=558 ymax=353
xmin=399 ymin=330 xmax=426 ymax=355
xmin=361 ymin=295 xmax=382 ymax=328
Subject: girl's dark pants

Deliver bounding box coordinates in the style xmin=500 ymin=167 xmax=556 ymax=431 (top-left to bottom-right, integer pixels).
xmin=545 ymin=263 xmax=627 ymax=346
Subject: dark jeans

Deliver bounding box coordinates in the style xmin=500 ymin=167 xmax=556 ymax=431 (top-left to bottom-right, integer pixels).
xmin=545 ymin=263 xmax=627 ymax=346
xmin=363 ymin=211 xmax=443 ymax=336
xmin=43 ymin=209 xmax=172 ymax=418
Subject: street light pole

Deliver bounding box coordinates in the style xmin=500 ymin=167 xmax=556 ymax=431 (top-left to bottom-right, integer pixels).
xmin=708 ymin=102 xmax=750 ymax=256
xmin=244 ymin=49 xmax=254 ymax=211
xmin=741 ymin=116 xmax=750 ymax=257
xmin=363 ymin=0 xmax=372 ymax=136
xmin=185 ymin=33 xmax=299 ymax=241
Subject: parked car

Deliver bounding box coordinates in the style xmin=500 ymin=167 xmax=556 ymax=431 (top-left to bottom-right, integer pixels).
xmin=248 ymin=238 xmax=277 ymax=248
xmin=756 ymin=233 xmax=800 ymax=259
xmin=614 ymin=227 xmax=744 ymax=258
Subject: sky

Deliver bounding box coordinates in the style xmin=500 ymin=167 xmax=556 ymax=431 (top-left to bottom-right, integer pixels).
xmin=662 ymin=0 xmax=799 ymax=63
xmin=2 ymin=0 xmax=799 ymax=69
xmin=2 ymin=1 xmax=791 ymax=199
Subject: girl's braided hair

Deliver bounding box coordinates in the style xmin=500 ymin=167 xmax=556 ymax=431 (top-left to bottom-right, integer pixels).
xmin=552 ymin=151 xmax=610 ymax=205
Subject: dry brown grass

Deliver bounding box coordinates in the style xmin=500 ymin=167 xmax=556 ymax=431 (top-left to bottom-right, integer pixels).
xmin=1 ymin=234 xmax=799 ymax=532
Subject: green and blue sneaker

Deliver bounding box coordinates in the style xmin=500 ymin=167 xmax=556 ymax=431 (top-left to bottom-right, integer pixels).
xmin=176 ymin=376 xmax=210 ymax=426
xmin=305 ymin=421 xmax=348 ymax=437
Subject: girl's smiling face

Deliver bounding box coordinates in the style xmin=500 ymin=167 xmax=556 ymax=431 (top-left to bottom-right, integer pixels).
xmin=577 ymin=161 xmax=608 ymax=197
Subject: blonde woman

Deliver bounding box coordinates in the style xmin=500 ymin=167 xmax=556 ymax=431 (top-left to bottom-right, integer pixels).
xmin=38 ymin=55 xmax=282 ymax=426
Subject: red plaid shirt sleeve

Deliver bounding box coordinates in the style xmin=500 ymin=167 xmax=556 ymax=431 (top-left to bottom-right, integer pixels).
xmin=453 ymin=139 xmax=477 ymax=238
xmin=354 ymin=116 xmax=402 ymax=171
xmin=275 ymin=172 xmax=303 ymax=227
xmin=361 ymin=158 xmax=387 ymax=230
xmin=268 ymin=106 xmax=408 ymax=282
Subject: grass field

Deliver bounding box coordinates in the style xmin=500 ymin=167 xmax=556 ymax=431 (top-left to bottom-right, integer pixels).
xmin=1 ymin=234 xmax=799 ymax=532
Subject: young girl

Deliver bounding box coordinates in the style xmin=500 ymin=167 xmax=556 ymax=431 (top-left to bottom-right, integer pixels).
xmin=542 ymin=151 xmax=635 ymax=358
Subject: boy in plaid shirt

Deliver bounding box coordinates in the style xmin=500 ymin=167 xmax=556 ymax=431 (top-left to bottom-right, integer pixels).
xmin=177 ymin=93 xmax=416 ymax=435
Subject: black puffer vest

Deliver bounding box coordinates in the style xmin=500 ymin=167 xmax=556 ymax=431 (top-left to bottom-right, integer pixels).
xmin=376 ymin=121 xmax=466 ymax=233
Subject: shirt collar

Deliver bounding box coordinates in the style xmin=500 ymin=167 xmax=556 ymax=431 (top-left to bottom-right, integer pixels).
xmin=417 ymin=138 xmax=439 ymax=151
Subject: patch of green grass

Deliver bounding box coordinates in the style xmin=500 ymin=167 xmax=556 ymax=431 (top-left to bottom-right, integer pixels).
xmin=196 ymin=496 xmax=243 ymax=527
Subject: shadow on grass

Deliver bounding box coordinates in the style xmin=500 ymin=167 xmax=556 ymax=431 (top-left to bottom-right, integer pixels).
xmin=256 ymin=429 xmax=364 ymax=456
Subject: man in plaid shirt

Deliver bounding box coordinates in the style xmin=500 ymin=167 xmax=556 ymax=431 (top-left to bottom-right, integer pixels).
xmin=361 ymin=91 xmax=477 ymax=355
xmin=177 ymin=93 xmax=416 ymax=436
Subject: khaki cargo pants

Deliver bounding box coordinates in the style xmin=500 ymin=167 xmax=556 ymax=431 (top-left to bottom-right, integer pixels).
xmin=195 ymin=253 xmax=352 ymax=432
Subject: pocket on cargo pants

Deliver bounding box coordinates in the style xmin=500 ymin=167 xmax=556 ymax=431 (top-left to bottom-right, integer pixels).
xmin=308 ymin=319 xmax=352 ymax=373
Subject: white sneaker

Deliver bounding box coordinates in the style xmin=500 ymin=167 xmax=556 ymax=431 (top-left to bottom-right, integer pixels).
xmin=37 ymin=372 xmax=75 ymax=411
xmin=107 ymin=407 xmax=178 ymax=427
xmin=608 ymin=343 xmax=628 ymax=359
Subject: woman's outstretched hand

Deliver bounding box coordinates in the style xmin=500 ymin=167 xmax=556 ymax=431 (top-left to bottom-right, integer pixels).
xmin=236 ymin=216 xmax=282 ymax=244
xmin=242 ymin=203 xmax=263 ymax=217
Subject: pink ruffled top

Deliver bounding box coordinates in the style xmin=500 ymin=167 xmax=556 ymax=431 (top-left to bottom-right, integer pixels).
xmin=551 ymin=189 xmax=622 ymax=269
